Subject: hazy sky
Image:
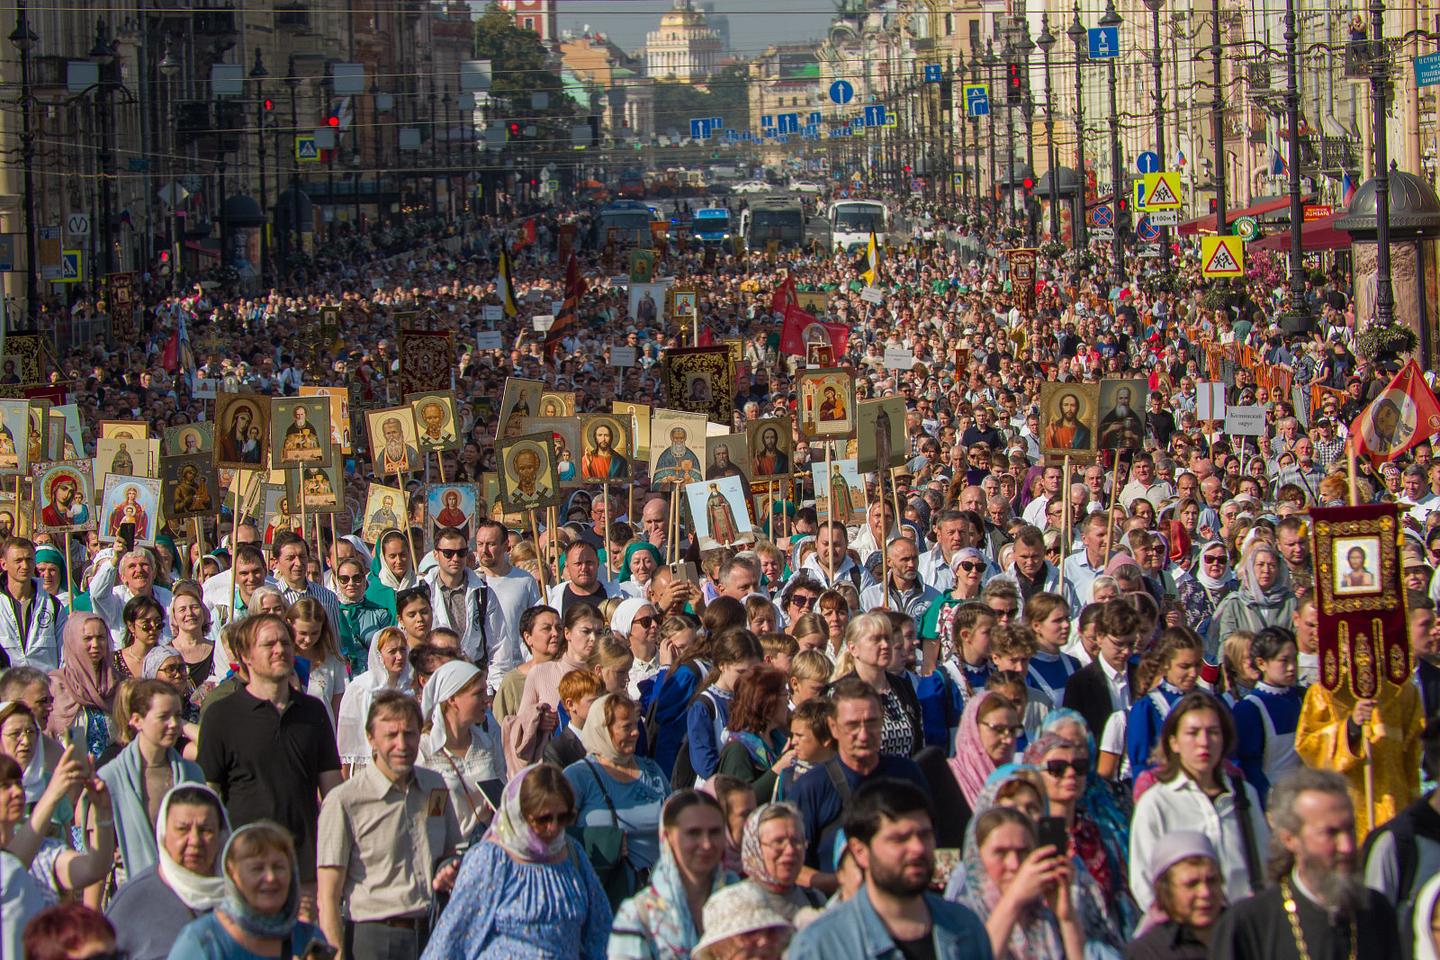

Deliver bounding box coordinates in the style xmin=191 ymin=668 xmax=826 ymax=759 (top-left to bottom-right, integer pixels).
xmin=556 ymin=0 xmax=835 ymax=58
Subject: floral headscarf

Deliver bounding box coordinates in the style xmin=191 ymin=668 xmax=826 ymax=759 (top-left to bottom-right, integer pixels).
xmin=485 ymin=764 xmax=571 ymax=863
xmin=740 ymin=802 xmax=804 ymax=891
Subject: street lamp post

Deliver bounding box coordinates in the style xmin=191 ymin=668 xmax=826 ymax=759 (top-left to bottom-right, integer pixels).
xmin=1038 ymin=15 xmax=1060 ymax=243
xmin=286 ymin=56 xmax=300 ymax=271
xmin=984 ymin=41 xmax=999 ymax=220
xmin=1282 ymin=0 xmax=1306 ymax=325
xmin=1369 ymin=0 xmax=1394 ymax=324
xmin=1143 ymin=0 xmax=1169 ymax=268
xmin=249 ymin=49 xmax=268 ymax=289
xmin=969 ymin=52 xmax=982 ymax=213
xmin=370 ymin=82 xmax=383 ymax=229
xmin=1067 ymin=7 xmax=1089 ymax=252
xmin=1210 ymin=0 xmax=1227 ymax=234
xmin=159 ymin=41 xmax=179 ymax=292
xmin=1017 ymin=20 xmax=1036 ymax=244
xmin=90 ymin=20 xmax=117 ymax=279
xmin=1003 ymin=36 xmax=1017 ymax=228
xmin=1100 ymin=0 xmax=1124 ymax=283
xmin=8 ymin=5 xmax=38 ymax=323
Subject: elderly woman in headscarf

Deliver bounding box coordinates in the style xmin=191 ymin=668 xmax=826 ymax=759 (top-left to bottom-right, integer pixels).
xmin=1205 ymin=541 xmax=1294 ymax=659
xmin=1177 ymin=539 xmax=1237 ymax=646
xmin=609 ymin=789 xmax=732 ymax=959
xmin=167 ymin=820 xmax=329 ymax=959
xmin=417 ymin=659 xmax=503 ymax=839
xmin=737 ymin=802 xmax=825 ymax=919
xmin=617 ymin=541 xmax=664 ymax=600
xmin=107 ymin=783 xmax=231 ymax=960
xmin=47 ymin=613 xmax=118 ymax=759
xmin=335 ymin=626 xmax=413 ymax=772
xmin=1125 ymin=830 xmax=1225 ymax=960
xmin=611 ymin=596 xmax=662 ymax=697
xmin=943 ymin=765 xmax=1098 ymax=960
xmin=422 ymin=763 xmax=612 ymax=959
xmin=32 ymin=543 xmax=69 ymax=609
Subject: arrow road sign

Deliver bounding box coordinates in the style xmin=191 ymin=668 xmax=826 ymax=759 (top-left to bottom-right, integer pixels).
xmin=1088 ymin=26 xmax=1119 ymax=59
xmin=830 ymin=80 xmax=855 ymax=105
xmin=1137 ymin=151 xmax=1160 ymax=174
xmin=863 ymin=105 xmax=887 ymax=127
xmin=964 ymin=83 xmax=990 ymax=117
xmin=924 ymin=64 xmax=943 ymax=82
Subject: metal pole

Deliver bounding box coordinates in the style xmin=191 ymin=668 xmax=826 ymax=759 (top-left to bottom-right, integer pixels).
xmin=1024 ymin=94 xmax=1037 ymax=245
xmin=1148 ymin=0 xmax=1170 ymax=267
xmin=1040 ymin=18 xmax=1060 ymax=241
xmin=1370 ymin=0 xmax=1394 ymax=325
xmin=1284 ymin=0 xmax=1306 ymax=324
xmin=986 ymin=41 xmax=998 ymax=219
xmin=288 ymin=58 xmax=300 ymax=270
xmin=11 ymin=1 xmax=39 ymax=321
xmin=1109 ymin=57 xmax=1124 ymax=281
xmin=1212 ymin=0 xmax=1227 ymax=234
xmin=250 ymin=50 xmax=268 ymax=289
xmin=1069 ymin=8 xmax=1089 ymax=252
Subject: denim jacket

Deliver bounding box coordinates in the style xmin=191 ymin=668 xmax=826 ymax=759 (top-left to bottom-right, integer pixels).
xmin=787 ymin=887 xmax=993 ymax=960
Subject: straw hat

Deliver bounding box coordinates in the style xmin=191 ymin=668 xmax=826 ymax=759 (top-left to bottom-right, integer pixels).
xmin=691 ymin=883 xmax=793 ymax=958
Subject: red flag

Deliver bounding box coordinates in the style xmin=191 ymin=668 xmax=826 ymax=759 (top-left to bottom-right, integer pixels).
xmin=1350 ymin=359 xmax=1440 ymax=465
xmin=781 ymin=306 xmax=849 ymax=359
xmin=770 ymin=275 xmax=798 ymax=314
xmin=545 ymin=254 xmax=587 ymax=361
xmin=523 ymin=217 xmax=537 ymax=247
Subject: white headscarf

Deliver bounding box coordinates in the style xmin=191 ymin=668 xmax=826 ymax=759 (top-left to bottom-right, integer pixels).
xmin=341 ymin=535 xmax=373 ymax=571
xmin=420 ymin=660 xmax=483 ymax=753
xmin=155 ymin=782 xmax=231 ymax=911
xmin=609 ymin=597 xmax=651 ymax=637
xmin=0 ymin=702 xmax=45 ymax=803
xmin=336 ymin=630 xmax=415 ymax=764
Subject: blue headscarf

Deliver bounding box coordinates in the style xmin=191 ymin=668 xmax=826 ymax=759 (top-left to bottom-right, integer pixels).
xmin=1037 ymin=708 xmax=1132 ymax=878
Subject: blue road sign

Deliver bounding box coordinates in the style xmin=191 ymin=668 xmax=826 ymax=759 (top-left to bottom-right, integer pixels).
xmin=1137 ymin=151 xmax=1160 ymax=174
xmin=711 ymin=116 xmax=722 ymax=127
xmin=924 ymin=64 xmax=943 ymax=82
xmin=0 ymin=236 xmax=14 ymax=273
xmin=863 ymin=104 xmax=887 ymax=127
xmin=1091 ymin=205 xmax=1114 ymax=228
xmin=1136 ymin=215 xmax=1160 ymax=241
xmin=964 ymin=84 xmax=990 ymax=117
xmin=1417 ymin=51 xmax=1440 ymax=87
xmin=1088 ymin=26 xmax=1119 ymax=59
xmin=689 ymin=118 xmax=706 ymax=139
xmin=830 ymin=80 xmax=855 ymax=105
xmin=850 ymin=116 xmax=863 ymax=129
xmin=777 ymin=113 xmax=800 ymax=134
xmin=809 ymin=111 xmax=822 ymax=125
xmin=761 ymin=114 xmax=774 ymax=128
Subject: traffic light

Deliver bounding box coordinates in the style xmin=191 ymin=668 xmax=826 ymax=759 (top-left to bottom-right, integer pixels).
xmin=1209 ymin=198 xmax=1218 ymax=214
xmin=1021 ymin=176 xmax=1035 ymax=194
xmin=326 ymin=114 xmax=340 ymax=127
xmin=262 ymin=98 xmax=274 ymax=113
xmin=1007 ymin=62 xmax=1023 ymax=104
xmin=1116 ymin=195 xmax=1132 ymax=232
xmin=507 ymin=121 xmax=522 ymax=141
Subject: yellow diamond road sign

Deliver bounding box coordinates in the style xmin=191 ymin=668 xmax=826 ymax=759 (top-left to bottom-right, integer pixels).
xmin=1200 ymin=235 xmax=1244 ymax=278
xmin=1141 ymin=171 xmax=1182 ymax=210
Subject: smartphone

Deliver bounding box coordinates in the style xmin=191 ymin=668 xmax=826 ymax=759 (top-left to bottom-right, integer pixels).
xmin=119 ymin=522 xmax=136 ymax=554
xmin=668 ymin=561 xmax=698 ymax=582
xmin=1036 ymin=816 xmax=1069 ymax=855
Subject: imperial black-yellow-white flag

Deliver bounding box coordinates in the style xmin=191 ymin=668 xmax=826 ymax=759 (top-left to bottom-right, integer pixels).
xmin=497 ymin=248 xmax=519 ymax=318
xmin=862 ymin=231 xmax=878 ymax=287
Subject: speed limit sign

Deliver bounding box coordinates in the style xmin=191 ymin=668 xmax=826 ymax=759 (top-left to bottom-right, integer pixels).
xmin=66 ymin=213 xmax=90 ymax=237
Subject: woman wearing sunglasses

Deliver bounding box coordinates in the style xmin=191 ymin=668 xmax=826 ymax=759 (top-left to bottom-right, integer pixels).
xmin=916 ymin=547 xmax=987 ymax=651
xmin=1128 ymin=692 xmax=1269 ymax=916
xmin=1176 ymin=540 xmax=1237 ymax=644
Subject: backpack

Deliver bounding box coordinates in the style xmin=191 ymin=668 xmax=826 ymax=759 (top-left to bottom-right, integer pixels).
xmin=669 ymin=688 xmax=720 ymax=790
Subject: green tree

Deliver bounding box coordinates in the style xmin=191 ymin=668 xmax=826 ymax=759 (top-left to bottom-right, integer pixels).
xmin=651 ymin=65 xmax=752 ymax=137
xmin=472 ymin=5 xmax=575 ymax=123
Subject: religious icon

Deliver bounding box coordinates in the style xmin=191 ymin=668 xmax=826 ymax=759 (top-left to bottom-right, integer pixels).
xmin=271 ymin=398 xmax=331 ymax=468
xmin=1096 ymin=378 xmax=1150 ymax=451
xmin=260 ymin=486 xmax=303 ymax=544
xmin=408 ymin=392 xmax=461 ymax=453
xmin=214 ymin=393 xmax=271 ymax=470
xmin=613 ymin=402 xmax=652 ymax=461
xmin=522 ymin=418 xmax=582 ymax=489
xmin=538 ymin=392 xmax=576 ymax=418
xmin=285 ymin=462 xmax=344 ymax=515
xmin=649 ymin=412 xmax=706 ymax=487
xmin=1360 ymin=392 xmax=1417 ymax=458
xmin=663 ymin=346 xmax=734 ymax=424
xmin=366 ymin=406 xmax=422 ymax=478
xmin=99 ymin=475 xmax=161 ymax=546
xmin=1333 ymin=536 xmax=1383 ymax=595
xmin=26 ymin=401 xmax=50 ymax=463
xmin=629 ymin=249 xmax=656 ymax=284
xmin=362 ymin=483 xmax=406 ymax=543
xmin=706 ymin=434 xmax=751 ymax=489
xmin=857 ymin=397 xmax=908 ymax=474
xmin=628 ymin=281 xmax=671 ymax=327
xmin=164 ymin=423 xmax=214 ymax=457
xmin=580 ymin=415 xmax=631 ymax=482
xmin=426 ymin=483 xmax=479 ymax=546
xmin=33 ymin=461 xmax=95 ymax=533
xmin=797 ymin=369 xmax=856 ymax=440
xmin=0 ymin=400 xmax=32 ymax=476
xmin=747 ymin=418 xmax=794 ymax=480
xmin=50 ymin=405 xmax=85 ymax=461
xmin=161 ymin=453 xmax=218 ymax=520
xmin=498 ymin=432 xmax=561 ymax=510
xmin=496 ymin=378 xmax=544 ymax=441
xmin=298 ymin=385 xmax=353 ymax=454
xmin=1039 ymin=382 xmax=1101 ymax=458
xmin=685 ymin=475 xmax=753 ymax=551
xmin=813 ymin=457 xmax=865 ymax=524
xmin=98 ymin=420 xmax=149 ymax=442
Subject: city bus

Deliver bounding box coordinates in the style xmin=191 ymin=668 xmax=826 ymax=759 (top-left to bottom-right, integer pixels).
xmin=592 ymin=200 xmax=654 ymax=248
xmin=740 ymin=196 xmax=806 ymax=250
xmin=828 ymin=199 xmax=889 ymax=252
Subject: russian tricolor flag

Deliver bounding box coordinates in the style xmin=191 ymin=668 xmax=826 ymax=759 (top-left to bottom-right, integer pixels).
xmin=1342 ymin=170 xmax=1357 ymax=206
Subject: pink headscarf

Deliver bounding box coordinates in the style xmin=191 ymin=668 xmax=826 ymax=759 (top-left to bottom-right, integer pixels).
xmin=1103 ymin=552 xmax=1136 ymax=577
xmin=947 ymin=691 xmax=1009 ymax=807
xmin=48 ymin=613 xmax=117 ymax=737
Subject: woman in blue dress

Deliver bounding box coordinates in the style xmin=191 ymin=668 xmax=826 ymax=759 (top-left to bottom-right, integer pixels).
xmin=423 ymin=763 xmax=612 ymax=959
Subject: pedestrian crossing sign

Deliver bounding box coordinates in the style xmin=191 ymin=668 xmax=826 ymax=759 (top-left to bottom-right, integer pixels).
xmin=295 ymin=135 xmax=319 ymax=162
xmin=1141 ymin=171 xmax=1182 ymax=210
xmin=1200 ymin=235 xmax=1244 ymax=278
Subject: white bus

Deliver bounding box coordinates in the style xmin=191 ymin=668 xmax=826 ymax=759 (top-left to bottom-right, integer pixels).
xmin=828 ymin=199 xmax=888 ymax=252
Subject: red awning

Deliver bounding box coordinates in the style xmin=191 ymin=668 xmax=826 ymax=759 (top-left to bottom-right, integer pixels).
xmin=1177 ymin=196 xmax=1306 ymax=235
xmin=1248 ymin=213 xmax=1351 ymax=253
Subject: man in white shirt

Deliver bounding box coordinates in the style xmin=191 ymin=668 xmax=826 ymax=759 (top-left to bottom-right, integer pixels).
xmin=1021 ymin=464 xmax=1063 ymax=527
xmin=799 ymin=520 xmax=877 ymax=592
xmin=1400 ymin=465 xmax=1440 ymax=527
xmin=1061 ymin=512 xmax=1110 ymax=608
xmin=1119 ymin=453 xmax=1175 ymax=511
xmin=425 ymin=527 xmax=512 ymax=685
xmin=917 ymin=508 xmax=967 ymax=592
xmin=90 ymin=545 xmax=175 ymax=646
xmin=474 ymin=519 xmax=540 ymax=662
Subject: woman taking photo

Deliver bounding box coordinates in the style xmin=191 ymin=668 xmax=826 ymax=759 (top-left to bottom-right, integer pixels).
xmin=610 ymin=790 xmax=731 ymax=959
xmin=48 ymin=614 xmax=118 ymax=760
xmin=834 ymin=612 xmax=923 ymax=758
xmin=419 ymin=659 xmax=504 ymax=839
xmin=423 ymin=763 xmax=612 ymax=958
xmin=715 ymin=666 xmax=792 ymax=802
xmin=1128 ymin=691 xmax=1268 ymax=914
xmin=167 ymin=585 xmax=214 ymax=691
xmin=949 ymin=806 xmax=1085 ymax=960
xmin=564 ymin=692 xmax=669 ymax=908
xmin=1125 ymin=831 xmax=1225 ymax=960
xmin=738 ymin=802 xmax=825 ymax=918
xmin=166 ymin=821 xmax=329 ymax=959
xmin=96 ymin=679 xmax=203 ymax=878
xmin=335 ymin=627 xmax=413 ymax=772
xmin=114 ymin=595 xmax=166 ymax=681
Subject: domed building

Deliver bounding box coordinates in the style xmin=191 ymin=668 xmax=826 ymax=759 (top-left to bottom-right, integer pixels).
xmin=644 ymin=0 xmax=723 ymax=84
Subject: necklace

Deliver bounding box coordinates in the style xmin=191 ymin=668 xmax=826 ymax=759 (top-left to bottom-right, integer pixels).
xmin=1281 ymin=877 xmax=1357 ymax=960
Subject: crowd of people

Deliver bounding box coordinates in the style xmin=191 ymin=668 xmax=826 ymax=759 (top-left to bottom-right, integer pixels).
xmin=0 ymin=193 xmax=1437 ymax=960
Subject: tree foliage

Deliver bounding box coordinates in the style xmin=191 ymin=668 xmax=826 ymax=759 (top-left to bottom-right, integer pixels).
xmin=651 ymin=64 xmax=751 ymax=137
xmin=472 ymin=5 xmax=574 ymax=118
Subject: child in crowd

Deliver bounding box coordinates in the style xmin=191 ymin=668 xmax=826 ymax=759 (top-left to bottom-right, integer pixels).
xmin=941 ymin=602 xmax=995 ymax=703
xmin=1107 ymin=627 xmax=1204 ymax=781
xmin=1232 ymin=626 xmax=1304 ymax=803
xmin=788 ymin=650 xmax=832 ymax=707
xmin=987 ymin=624 xmax=1052 ymax=741
xmin=1022 ymin=592 xmax=1081 ymax=703
xmin=761 ymin=632 xmax=799 ymax=673
xmin=545 ymin=669 xmax=602 ymax=769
